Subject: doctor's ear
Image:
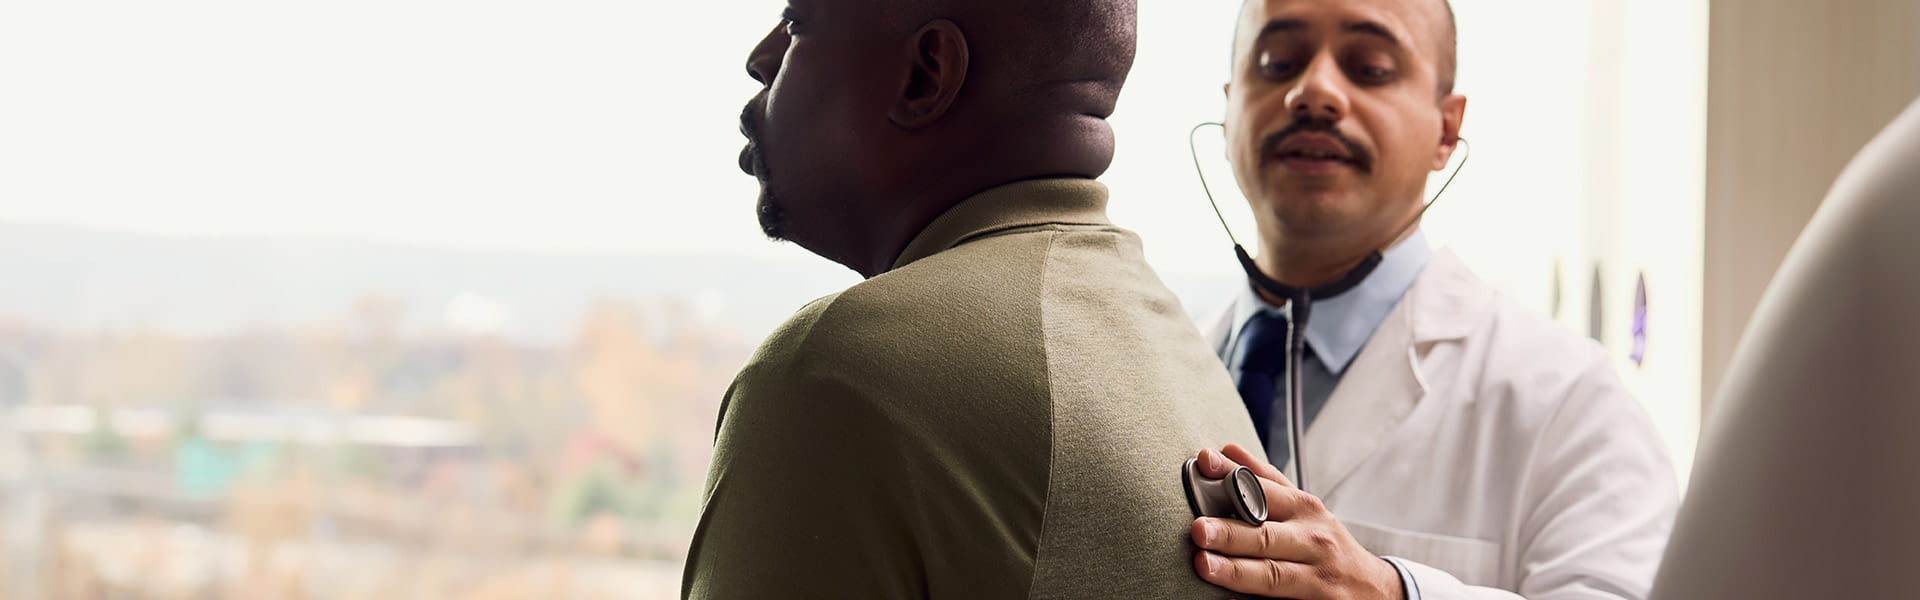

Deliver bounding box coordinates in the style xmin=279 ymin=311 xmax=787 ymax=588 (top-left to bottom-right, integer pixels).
xmin=889 ymin=19 xmax=969 ymax=129
xmin=1433 ymin=94 xmax=1467 ymax=170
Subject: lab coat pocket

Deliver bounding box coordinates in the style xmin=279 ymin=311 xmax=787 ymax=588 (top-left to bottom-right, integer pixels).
xmin=1343 ymin=519 xmax=1502 ymax=588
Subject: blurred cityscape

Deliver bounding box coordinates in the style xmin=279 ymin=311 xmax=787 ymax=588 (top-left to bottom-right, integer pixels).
xmin=0 ymin=222 xmax=855 ymax=599
xmin=0 ymin=221 xmax=1235 ymax=599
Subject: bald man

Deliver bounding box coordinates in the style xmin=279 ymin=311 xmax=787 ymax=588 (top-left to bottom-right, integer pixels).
xmin=679 ymin=0 xmax=1258 ymax=597
xmin=1185 ymin=0 xmax=1676 ymax=599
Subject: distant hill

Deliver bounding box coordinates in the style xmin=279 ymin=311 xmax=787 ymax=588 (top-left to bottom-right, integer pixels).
xmin=0 ymin=222 xmax=857 ymax=342
xmin=0 ymin=222 xmax=1240 ymax=342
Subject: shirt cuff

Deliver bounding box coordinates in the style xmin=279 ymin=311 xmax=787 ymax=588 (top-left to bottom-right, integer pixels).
xmin=1383 ymin=556 xmax=1423 ymax=600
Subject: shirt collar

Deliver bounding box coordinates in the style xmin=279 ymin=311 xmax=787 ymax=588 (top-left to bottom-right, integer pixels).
xmin=891 ymin=178 xmax=1111 ymax=270
xmin=1229 ymin=229 xmax=1433 ymax=374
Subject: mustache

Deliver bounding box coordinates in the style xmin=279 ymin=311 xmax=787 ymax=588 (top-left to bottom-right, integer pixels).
xmin=1260 ymin=117 xmax=1373 ymax=172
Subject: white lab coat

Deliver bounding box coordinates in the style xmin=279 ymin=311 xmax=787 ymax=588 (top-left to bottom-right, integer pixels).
xmin=1202 ymin=249 xmax=1678 ymax=600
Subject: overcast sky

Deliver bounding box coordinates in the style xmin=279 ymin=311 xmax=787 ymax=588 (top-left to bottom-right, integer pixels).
xmin=0 ymin=0 xmax=1655 ymax=289
xmin=0 ymin=0 xmax=1263 ymax=274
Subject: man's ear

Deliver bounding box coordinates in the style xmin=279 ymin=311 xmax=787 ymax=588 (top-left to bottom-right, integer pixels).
xmin=890 ymin=19 xmax=969 ymax=129
xmin=1432 ymin=94 xmax=1467 ymax=170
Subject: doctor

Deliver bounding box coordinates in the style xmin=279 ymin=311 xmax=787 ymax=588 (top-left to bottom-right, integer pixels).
xmin=1186 ymin=0 xmax=1678 ymax=598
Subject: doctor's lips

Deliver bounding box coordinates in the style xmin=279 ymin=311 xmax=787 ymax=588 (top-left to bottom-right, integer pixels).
xmin=1262 ymin=123 xmax=1372 ymax=174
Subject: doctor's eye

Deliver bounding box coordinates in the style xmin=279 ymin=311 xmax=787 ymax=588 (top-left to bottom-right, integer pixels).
xmin=1257 ymin=50 xmax=1302 ymax=80
xmin=1351 ymin=65 xmax=1395 ymax=85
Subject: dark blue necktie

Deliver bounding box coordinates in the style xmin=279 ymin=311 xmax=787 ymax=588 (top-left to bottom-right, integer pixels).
xmin=1233 ymin=311 xmax=1291 ymax=454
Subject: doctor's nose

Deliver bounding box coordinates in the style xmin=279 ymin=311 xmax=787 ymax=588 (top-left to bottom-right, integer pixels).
xmin=1285 ymin=54 xmax=1350 ymax=123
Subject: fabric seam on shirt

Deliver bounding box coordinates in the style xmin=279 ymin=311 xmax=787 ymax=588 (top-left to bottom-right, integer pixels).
xmin=954 ymin=221 xmax=1102 ymax=251
xmin=1020 ymin=229 xmax=1062 ymax=600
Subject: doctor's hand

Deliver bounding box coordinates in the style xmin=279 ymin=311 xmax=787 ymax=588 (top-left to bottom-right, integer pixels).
xmin=1191 ymin=444 xmax=1405 ymax=600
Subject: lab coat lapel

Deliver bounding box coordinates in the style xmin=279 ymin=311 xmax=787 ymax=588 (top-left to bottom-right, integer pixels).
xmin=1302 ymin=250 xmax=1479 ymax=499
xmin=1300 ymin=292 xmax=1422 ymax=499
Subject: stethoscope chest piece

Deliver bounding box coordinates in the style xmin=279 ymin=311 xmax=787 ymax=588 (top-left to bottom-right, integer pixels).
xmin=1181 ymin=457 xmax=1268 ymax=526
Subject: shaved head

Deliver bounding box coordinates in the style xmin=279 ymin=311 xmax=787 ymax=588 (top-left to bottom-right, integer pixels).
xmin=884 ymin=0 xmax=1138 ymax=141
xmin=887 ymin=0 xmax=1136 ymax=93
xmin=738 ymin=0 xmax=1139 ymax=276
xmin=1433 ymin=0 xmax=1455 ymax=94
xmin=1237 ymin=0 xmax=1455 ymax=96
xmin=1221 ymin=0 xmax=1468 ymax=287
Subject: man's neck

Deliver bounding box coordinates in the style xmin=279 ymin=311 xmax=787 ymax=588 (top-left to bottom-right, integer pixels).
xmin=851 ymin=182 xmax=990 ymax=279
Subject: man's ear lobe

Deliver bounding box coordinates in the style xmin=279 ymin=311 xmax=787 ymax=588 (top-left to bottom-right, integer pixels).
xmin=890 ymin=19 xmax=969 ymax=129
xmin=1432 ymin=94 xmax=1467 ymax=170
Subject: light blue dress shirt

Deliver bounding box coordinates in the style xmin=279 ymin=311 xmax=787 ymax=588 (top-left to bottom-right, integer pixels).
xmin=1223 ymin=229 xmax=1434 ymax=439
xmin=1220 ymin=229 xmax=1433 ymax=600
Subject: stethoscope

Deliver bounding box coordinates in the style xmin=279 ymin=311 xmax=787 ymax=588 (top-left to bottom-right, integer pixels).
xmin=1181 ymin=121 xmax=1469 ymax=525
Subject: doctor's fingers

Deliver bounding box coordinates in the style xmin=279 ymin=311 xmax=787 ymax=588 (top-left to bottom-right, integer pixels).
xmin=1251 ymin=472 xmax=1325 ymax=523
xmin=1195 ymin=550 xmax=1328 ymax=599
xmin=1220 ymin=443 xmax=1292 ymax=485
xmin=1196 ymin=446 xmax=1294 ymax=488
xmin=1192 ymin=518 xmax=1335 ymax=563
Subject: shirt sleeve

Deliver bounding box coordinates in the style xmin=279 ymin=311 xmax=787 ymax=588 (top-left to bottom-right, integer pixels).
xmin=1399 ymin=348 xmax=1677 ymax=600
xmin=1517 ymin=349 xmax=1677 ymax=600
xmin=1390 ymin=558 xmax=1526 ymax=600
xmin=1384 ymin=556 xmax=1427 ymax=600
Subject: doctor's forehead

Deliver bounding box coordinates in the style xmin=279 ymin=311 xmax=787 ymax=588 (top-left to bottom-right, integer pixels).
xmin=1232 ymin=0 xmax=1441 ymax=53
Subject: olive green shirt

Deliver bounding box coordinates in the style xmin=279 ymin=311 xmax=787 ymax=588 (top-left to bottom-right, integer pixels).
xmin=682 ymin=179 xmax=1259 ymax=599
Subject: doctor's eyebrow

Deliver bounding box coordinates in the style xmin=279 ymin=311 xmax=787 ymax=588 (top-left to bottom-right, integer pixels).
xmin=1341 ymin=21 xmax=1403 ymax=47
xmin=1257 ymin=18 xmax=1308 ymax=38
xmin=1255 ymin=18 xmax=1405 ymax=48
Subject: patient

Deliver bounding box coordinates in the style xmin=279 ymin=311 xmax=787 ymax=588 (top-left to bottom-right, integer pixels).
xmin=680 ymin=0 xmax=1259 ymax=597
xmin=1649 ymin=97 xmax=1920 ymax=599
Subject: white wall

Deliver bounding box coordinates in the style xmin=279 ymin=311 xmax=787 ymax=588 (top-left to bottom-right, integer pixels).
xmin=1427 ymin=0 xmax=1709 ymax=483
xmin=1703 ymin=0 xmax=1920 ymax=412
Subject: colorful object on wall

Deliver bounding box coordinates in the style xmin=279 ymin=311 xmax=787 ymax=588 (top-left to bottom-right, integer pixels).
xmin=1589 ymin=263 xmax=1605 ymax=344
xmin=1550 ymin=257 xmax=1564 ymax=320
xmin=1631 ymin=271 xmax=1648 ymax=366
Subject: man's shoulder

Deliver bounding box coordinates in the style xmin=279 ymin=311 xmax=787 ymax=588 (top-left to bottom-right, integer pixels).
xmin=1409 ymin=256 xmax=1661 ymax=479
xmin=1478 ymin=287 xmax=1612 ymax=383
xmin=1413 ymin=251 xmax=1602 ymax=361
xmin=1419 ymin=255 xmax=1624 ymax=411
xmin=746 ymin=291 xmax=844 ymax=365
xmin=738 ymin=238 xmax=1058 ymax=409
xmin=800 ymin=221 xmax=1149 ymax=356
xmin=820 ymin=235 xmax=1052 ymax=350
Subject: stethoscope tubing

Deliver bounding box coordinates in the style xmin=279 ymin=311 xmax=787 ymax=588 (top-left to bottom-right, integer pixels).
xmin=1189 ymin=122 xmax=1470 ymax=493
